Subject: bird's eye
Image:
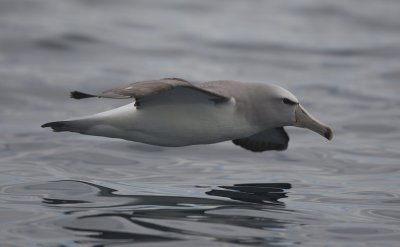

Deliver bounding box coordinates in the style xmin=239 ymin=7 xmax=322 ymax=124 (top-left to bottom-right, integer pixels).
xmin=282 ymin=98 xmax=297 ymax=105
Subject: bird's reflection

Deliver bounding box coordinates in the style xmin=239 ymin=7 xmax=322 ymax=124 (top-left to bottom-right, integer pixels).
xmin=42 ymin=180 xmax=292 ymax=246
xmin=207 ymin=183 xmax=291 ymax=204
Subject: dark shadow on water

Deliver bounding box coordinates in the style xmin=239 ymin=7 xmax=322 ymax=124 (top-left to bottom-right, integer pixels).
xmin=207 ymin=183 xmax=291 ymax=204
xmin=41 ymin=180 xmax=292 ymax=246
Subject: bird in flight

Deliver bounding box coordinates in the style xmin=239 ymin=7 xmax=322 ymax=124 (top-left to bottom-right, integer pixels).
xmin=42 ymin=78 xmax=333 ymax=152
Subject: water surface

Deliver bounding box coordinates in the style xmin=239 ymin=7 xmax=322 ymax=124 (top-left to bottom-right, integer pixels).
xmin=1 ymin=0 xmax=400 ymax=246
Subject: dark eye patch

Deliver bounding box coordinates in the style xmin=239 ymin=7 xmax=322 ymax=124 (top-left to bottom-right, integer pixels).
xmin=282 ymin=98 xmax=297 ymax=105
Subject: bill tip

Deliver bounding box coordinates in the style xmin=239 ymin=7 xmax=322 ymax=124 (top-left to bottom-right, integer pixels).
xmin=325 ymin=127 xmax=333 ymax=140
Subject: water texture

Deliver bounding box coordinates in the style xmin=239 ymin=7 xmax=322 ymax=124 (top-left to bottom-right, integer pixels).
xmin=0 ymin=0 xmax=399 ymax=246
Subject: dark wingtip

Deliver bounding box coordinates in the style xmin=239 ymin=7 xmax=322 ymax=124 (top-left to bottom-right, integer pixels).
xmin=41 ymin=123 xmax=50 ymax=128
xmin=70 ymin=91 xmax=96 ymax=99
xmin=41 ymin=121 xmax=68 ymax=132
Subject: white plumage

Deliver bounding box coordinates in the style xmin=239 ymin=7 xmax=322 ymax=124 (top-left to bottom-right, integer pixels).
xmin=42 ymin=78 xmax=333 ymax=152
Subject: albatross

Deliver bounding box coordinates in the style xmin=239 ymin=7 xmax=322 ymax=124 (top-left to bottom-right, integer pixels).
xmin=42 ymin=78 xmax=333 ymax=152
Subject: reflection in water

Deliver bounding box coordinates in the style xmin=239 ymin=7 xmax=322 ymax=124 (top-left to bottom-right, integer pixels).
xmin=42 ymin=180 xmax=292 ymax=246
xmin=207 ymin=183 xmax=291 ymax=204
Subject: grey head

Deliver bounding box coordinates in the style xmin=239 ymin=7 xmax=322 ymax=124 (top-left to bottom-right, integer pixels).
xmin=199 ymin=80 xmax=334 ymax=152
xmin=238 ymin=82 xmax=333 ymax=140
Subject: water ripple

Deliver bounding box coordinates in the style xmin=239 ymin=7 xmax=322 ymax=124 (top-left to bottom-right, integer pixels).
xmin=2 ymin=180 xmax=293 ymax=246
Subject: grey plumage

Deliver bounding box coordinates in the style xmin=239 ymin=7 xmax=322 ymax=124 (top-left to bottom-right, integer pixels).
xmin=43 ymin=78 xmax=333 ymax=152
xmin=70 ymin=78 xmax=230 ymax=102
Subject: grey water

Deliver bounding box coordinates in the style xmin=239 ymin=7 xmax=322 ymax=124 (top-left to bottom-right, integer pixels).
xmin=1 ymin=0 xmax=400 ymax=246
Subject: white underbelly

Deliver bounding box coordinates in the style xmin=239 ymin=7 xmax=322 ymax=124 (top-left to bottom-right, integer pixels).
xmin=87 ymin=101 xmax=259 ymax=146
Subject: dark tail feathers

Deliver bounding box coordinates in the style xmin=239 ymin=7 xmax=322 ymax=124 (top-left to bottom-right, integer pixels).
xmin=70 ymin=91 xmax=96 ymax=100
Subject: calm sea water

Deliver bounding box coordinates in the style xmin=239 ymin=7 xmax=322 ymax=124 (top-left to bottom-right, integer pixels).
xmin=1 ymin=0 xmax=400 ymax=246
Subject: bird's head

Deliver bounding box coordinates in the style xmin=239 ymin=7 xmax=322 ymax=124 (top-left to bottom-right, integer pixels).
xmin=262 ymin=84 xmax=333 ymax=140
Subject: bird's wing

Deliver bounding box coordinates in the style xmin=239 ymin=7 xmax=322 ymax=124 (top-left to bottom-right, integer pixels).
xmin=70 ymin=78 xmax=229 ymax=105
xmin=232 ymin=127 xmax=289 ymax=152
